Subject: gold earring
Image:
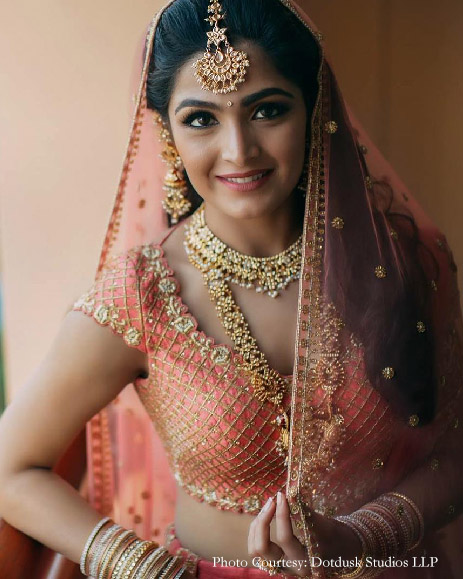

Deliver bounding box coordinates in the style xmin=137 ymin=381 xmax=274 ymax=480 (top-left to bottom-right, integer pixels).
xmin=154 ymin=113 xmax=191 ymax=224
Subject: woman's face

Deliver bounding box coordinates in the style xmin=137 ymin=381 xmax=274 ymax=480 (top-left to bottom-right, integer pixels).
xmin=167 ymin=42 xmax=308 ymax=221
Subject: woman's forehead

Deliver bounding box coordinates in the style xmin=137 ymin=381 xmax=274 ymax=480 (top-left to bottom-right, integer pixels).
xmin=169 ymin=43 xmax=301 ymax=109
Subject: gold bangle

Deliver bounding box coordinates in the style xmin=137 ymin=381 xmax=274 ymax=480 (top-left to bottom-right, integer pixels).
xmin=120 ymin=542 xmax=152 ymax=579
xmin=101 ymin=531 xmax=137 ymax=579
xmin=388 ymin=492 xmax=425 ymax=549
xmin=160 ymin=555 xmax=184 ymax=579
xmin=97 ymin=526 xmax=128 ymax=578
xmin=131 ymin=543 xmax=161 ymax=578
xmin=135 ymin=546 xmax=169 ymax=578
xmin=111 ymin=538 xmax=144 ymax=579
xmin=88 ymin=524 xmax=121 ymax=578
xmin=146 ymin=551 xmax=173 ymax=577
xmin=80 ymin=517 xmax=112 ymax=575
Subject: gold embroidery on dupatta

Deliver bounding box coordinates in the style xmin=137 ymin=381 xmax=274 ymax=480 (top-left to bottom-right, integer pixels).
xmin=286 ymin=47 xmax=329 ymax=578
xmin=278 ymin=6 xmax=350 ymax=573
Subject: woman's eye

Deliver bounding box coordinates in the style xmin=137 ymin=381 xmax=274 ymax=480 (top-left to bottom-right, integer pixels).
xmin=253 ymin=103 xmax=289 ymax=120
xmin=183 ymin=112 xmax=217 ymax=128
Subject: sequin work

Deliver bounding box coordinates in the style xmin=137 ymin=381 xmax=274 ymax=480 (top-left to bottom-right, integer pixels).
xmin=74 ymin=246 xmax=290 ymax=513
xmin=73 ymin=243 xmax=408 ymax=517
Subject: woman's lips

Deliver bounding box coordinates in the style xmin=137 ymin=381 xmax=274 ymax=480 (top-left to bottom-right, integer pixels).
xmin=216 ymin=169 xmax=273 ymax=192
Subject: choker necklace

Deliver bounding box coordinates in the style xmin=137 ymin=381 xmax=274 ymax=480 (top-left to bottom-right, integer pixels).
xmin=183 ymin=205 xmax=302 ymax=298
xmin=183 ymin=205 xmax=300 ymax=459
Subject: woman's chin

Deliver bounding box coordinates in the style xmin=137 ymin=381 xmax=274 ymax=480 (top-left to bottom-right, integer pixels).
xmin=206 ymin=188 xmax=293 ymax=222
xmin=215 ymin=199 xmax=280 ymax=222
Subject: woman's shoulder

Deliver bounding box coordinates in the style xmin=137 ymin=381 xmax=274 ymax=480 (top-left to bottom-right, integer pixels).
xmin=127 ymin=220 xmax=190 ymax=277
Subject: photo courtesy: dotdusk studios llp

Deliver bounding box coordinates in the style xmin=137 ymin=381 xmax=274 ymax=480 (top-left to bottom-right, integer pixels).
xmin=212 ymin=556 xmax=440 ymax=572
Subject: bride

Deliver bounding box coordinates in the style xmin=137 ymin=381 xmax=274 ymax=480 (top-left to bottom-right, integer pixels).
xmin=0 ymin=0 xmax=462 ymax=577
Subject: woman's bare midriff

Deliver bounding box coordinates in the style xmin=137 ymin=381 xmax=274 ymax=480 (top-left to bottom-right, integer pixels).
xmin=174 ymin=484 xmax=278 ymax=564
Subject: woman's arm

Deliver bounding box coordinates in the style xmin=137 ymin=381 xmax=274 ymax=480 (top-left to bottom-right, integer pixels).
xmin=0 ymin=310 xmax=148 ymax=564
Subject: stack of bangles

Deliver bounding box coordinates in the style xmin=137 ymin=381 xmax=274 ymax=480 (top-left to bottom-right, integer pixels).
xmin=80 ymin=517 xmax=188 ymax=579
xmin=333 ymin=492 xmax=424 ymax=578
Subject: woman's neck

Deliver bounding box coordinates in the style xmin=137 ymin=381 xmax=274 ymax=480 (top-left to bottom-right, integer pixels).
xmin=202 ymin=198 xmax=304 ymax=258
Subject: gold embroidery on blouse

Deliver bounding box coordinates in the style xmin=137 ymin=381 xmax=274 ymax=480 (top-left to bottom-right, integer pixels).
xmin=135 ymin=245 xmax=282 ymax=513
xmin=175 ymin=473 xmax=263 ymax=513
xmin=73 ymin=263 xmax=143 ymax=348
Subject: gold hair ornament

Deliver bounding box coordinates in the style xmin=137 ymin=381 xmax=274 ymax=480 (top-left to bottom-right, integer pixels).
xmin=153 ymin=113 xmax=192 ymax=224
xmin=193 ymin=0 xmax=250 ymax=94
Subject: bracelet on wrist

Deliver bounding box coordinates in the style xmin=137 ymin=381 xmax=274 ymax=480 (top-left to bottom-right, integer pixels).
xmin=80 ymin=519 xmax=189 ymax=579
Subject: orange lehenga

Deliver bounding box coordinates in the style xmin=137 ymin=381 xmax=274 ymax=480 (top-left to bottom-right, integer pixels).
xmin=71 ymin=1 xmax=463 ymax=577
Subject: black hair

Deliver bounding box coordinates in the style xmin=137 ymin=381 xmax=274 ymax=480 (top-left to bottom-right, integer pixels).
xmin=145 ymin=0 xmax=320 ymax=221
xmin=146 ymin=0 xmax=320 ymax=120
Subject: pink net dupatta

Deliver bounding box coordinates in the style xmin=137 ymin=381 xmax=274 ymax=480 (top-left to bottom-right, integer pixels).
xmin=84 ymin=5 xmax=176 ymax=543
xmin=83 ymin=0 xmax=463 ymax=575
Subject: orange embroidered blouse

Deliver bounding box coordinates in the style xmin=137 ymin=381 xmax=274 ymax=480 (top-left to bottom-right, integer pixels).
xmin=72 ymin=240 xmax=416 ymax=518
xmin=72 ymin=242 xmax=291 ymax=515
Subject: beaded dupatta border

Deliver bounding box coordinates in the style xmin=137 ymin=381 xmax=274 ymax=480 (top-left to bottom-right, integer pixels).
xmin=285 ymin=40 xmax=327 ymax=579
xmin=277 ymin=2 xmax=332 ymax=576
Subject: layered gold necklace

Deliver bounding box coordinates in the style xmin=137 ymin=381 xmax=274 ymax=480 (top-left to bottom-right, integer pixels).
xmin=183 ymin=205 xmax=303 ymax=458
xmin=184 ymin=205 xmax=302 ymax=298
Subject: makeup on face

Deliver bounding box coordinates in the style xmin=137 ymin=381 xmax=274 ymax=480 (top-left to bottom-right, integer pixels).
xmin=167 ymin=43 xmax=307 ymax=222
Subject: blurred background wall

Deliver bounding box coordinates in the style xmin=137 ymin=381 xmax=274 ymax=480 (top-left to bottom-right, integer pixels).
xmin=1 ymin=0 xmax=462 ymax=401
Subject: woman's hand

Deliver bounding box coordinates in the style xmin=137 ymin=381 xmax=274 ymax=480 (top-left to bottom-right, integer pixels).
xmin=248 ymin=492 xmax=363 ymax=577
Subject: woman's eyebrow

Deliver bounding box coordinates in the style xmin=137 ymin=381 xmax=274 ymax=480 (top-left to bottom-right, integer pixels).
xmin=241 ymin=87 xmax=295 ymax=107
xmin=174 ymin=87 xmax=294 ymax=115
xmin=175 ymin=99 xmax=220 ymax=114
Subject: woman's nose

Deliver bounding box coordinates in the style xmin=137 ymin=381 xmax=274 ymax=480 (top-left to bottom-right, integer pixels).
xmin=220 ymin=123 xmax=260 ymax=167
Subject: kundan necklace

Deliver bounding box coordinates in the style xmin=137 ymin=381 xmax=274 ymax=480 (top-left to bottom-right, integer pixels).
xmin=183 ymin=205 xmax=303 ymax=459
xmin=183 ymin=205 xmax=302 ymax=298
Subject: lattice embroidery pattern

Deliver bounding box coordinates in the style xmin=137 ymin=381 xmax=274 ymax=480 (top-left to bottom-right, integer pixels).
xmin=136 ymin=244 xmax=291 ymax=514
xmin=73 ymin=250 xmax=144 ymax=348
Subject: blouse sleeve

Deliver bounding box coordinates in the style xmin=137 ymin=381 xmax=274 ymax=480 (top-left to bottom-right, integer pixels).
xmin=71 ymin=248 xmax=147 ymax=353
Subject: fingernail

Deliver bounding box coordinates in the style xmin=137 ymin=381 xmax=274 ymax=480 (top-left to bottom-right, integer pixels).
xmin=263 ymin=497 xmax=273 ymax=511
xmin=277 ymin=491 xmax=282 ymax=505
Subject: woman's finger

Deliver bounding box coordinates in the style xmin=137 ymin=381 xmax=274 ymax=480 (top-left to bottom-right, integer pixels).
xmin=249 ymin=497 xmax=285 ymax=565
xmin=274 ymin=493 xmax=309 ymax=565
xmin=249 ymin=497 xmax=276 ymax=556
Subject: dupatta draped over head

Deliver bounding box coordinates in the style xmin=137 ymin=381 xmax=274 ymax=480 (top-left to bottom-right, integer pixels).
xmin=75 ymin=1 xmax=463 ymax=576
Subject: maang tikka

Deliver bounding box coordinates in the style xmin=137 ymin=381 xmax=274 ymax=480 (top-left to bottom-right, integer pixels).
xmin=193 ymin=0 xmax=250 ymax=94
xmin=153 ymin=113 xmax=192 ymax=224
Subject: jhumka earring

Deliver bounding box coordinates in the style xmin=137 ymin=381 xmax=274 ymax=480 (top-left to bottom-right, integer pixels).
xmin=153 ymin=113 xmax=191 ymax=224
xmin=193 ymin=0 xmax=250 ymax=94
